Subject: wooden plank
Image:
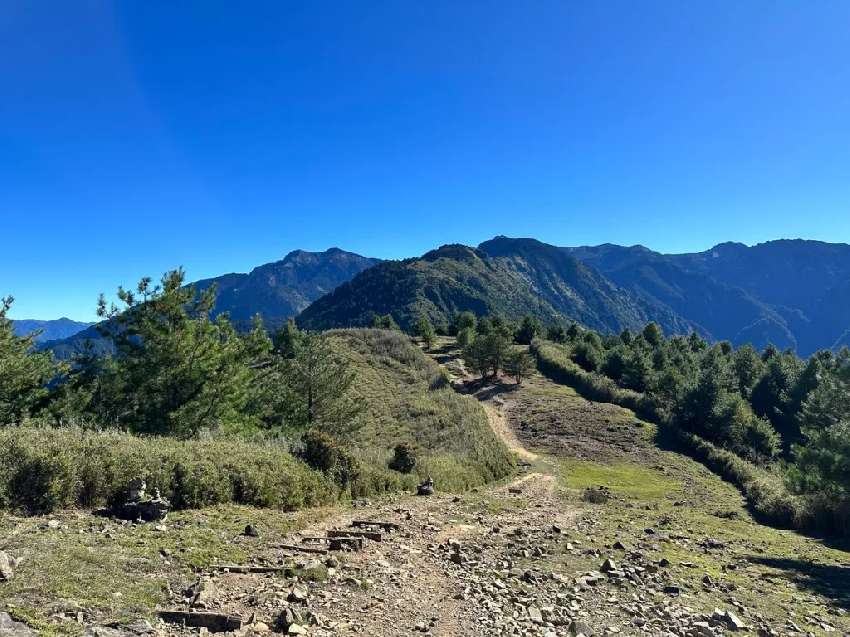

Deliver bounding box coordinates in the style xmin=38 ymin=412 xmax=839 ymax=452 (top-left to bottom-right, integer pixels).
xmin=328 ymin=536 xmax=364 ymax=551
xmin=277 ymin=543 xmax=329 ymax=555
xmin=328 ymin=529 xmax=382 ymax=542
xmin=159 ymin=611 xmax=242 ymax=632
xmin=210 ymin=565 xmax=288 ymax=574
xmin=351 ymin=520 xmax=400 ymax=531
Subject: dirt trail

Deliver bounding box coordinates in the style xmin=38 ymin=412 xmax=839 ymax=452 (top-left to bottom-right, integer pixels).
xmin=482 ymin=400 xmax=538 ymax=463
xmin=155 ymin=359 xmax=568 ymax=637
xmin=149 ymin=353 xmax=850 ymax=637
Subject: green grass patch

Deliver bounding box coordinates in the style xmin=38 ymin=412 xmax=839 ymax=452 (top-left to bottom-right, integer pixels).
xmin=0 ymin=504 xmax=332 ymax=634
xmin=559 ymin=459 xmax=683 ymax=501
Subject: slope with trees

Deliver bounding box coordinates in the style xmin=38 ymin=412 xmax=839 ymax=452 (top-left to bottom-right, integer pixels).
xmin=568 ymin=238 xmax=850 ymax=355
xmin=298 ymin=241 xmax=697 ymax=336
xmin=0 ymin=269 xmax=513 ymax=514
xmin=44 ymin=247 xmax=380 ymax=359
xmin=528 ymin=320 xmax=850 ymax=535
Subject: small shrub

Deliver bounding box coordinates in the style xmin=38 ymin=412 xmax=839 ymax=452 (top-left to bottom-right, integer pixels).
xmin=172 ymin=459 xmax=233 ymax=509
xmin=300 ymin=429 xmax=361 ymax=490
xmin=388 ymin=443 xmax=417 ymax=474
xmin=582 ymin=486 xmax=611 ymax=504
xmin=8 ymin=446 xmax=77 ymax=514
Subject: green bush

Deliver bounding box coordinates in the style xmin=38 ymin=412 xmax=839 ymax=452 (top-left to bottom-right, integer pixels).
xmin=7 ymin=444 xmax=79 ymax=514
xmin=389 ymin=442 xmax=417 ymax=473
xmin=0 ymin=426 xmax=336 ymax=514
xmin=300 ymin=429 xmax=362 ymax=490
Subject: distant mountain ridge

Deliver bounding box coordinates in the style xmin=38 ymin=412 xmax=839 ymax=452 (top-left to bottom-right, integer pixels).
xmin=44 ymin=248 xmax=379 ymax=359
xmin=298 ymin=237 xmax=699 ymax=335
xmin=40 ymin=237 xmax=850 ymax=359
xmin=566 ymin=238 xmax=850 ymax=355
xmin=195 ymin=247 xmax=381 ymax=329
xmin=12 ymin=318 xmax=94 ymax=343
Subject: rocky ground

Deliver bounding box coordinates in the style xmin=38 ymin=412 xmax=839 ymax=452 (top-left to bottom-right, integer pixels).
xmin=2 ymin=345 xmax=850 ymax=637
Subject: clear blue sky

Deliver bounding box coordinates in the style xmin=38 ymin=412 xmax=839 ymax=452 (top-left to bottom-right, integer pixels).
xmin=3 ymin=2 xmax=850 ymax=321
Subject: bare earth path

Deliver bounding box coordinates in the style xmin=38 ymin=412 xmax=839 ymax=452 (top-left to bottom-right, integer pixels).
xmin=158 ymin=368 xmax=573 ymax=637
xmin=60 ymin=345 xmax=850 ymax=637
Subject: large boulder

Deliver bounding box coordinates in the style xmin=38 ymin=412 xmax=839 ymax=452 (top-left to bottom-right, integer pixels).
xmin=0 ymin=551 xmax=18 ymax=582
xmin=0 ymin=613 xmax=35 ymax=636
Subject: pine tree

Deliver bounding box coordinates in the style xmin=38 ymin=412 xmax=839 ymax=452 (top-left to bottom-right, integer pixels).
xmin=412 ymin=316 xmax=436 ymax=350
xmin=90 ymin=269 xmax=266 ymax=436
xmin=504 ymin=349 xmax=534 ymax=385
xmin=278 ymin=331 xmax=362 ymax=434
xmin=453 ymin=311 xmax=477 ymax=334
xmin=0 ymin=296 xmax=59 ymax=424
xmin=515 ymin=316 xmax=543 ymax=345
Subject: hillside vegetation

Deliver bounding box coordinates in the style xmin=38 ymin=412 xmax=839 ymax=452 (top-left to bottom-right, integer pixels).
xmin=298 ymin=240 xmax=693 ymax=335
xmin=529 ymin=328 xmax=850 ymax=535
xmin=44 ymin=248 xmax=378 ymax=359
xmin=0 ymin=275 xmax=512 ymax=516
xmin=569 ymin=238 xmax=850 ymax=354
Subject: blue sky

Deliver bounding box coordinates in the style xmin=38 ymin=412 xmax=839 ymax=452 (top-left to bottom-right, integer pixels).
xmin=3 ymin=2 xmax=850 ymax=321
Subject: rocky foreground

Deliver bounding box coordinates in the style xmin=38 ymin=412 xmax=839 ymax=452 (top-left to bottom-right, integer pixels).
xmin=2 ymin=359 xmax=849 ymax=637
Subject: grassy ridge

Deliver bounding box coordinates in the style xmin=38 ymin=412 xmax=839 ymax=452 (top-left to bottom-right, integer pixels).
xmin=332 ymin=328 xmax=515 ymax=491
xmin=0 ymin=329 xmax=513 ymax=515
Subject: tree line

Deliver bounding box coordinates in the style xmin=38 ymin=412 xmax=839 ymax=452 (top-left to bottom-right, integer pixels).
xmin=0 ymin=270 xmax=359 ymax=439
xmin=529 ymin=317 xmax=850 ymax=514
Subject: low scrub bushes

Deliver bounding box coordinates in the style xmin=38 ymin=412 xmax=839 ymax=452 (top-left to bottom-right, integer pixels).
xmin=532 ymin=340 xmax=662 ymax=422
xmin=670 ymin=427 xmax=850 ymax=536
xmin=533 ymin=338 xmax=850 ymax=536
xmin=665 ymin=427 xmax=803 ymax=527
xmin=0 ymin=426 xmax=336 ymax=514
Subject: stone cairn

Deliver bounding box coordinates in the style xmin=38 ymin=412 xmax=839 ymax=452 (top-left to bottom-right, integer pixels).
xmin=118 ymin=478 xmax=171 ymax=522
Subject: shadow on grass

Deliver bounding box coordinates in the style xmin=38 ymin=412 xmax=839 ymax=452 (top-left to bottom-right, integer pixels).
xmin=747 ymin=555 xmax=850 ymax=609
xmin=475 ymin=381 xmax=520 ymax=402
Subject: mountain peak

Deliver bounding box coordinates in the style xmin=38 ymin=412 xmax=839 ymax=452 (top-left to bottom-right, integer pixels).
xmin=421 ymin=244 xmax=482 ymax=262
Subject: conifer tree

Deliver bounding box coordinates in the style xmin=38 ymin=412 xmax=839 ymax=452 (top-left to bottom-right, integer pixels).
xmin=413 ymin=315 xmax=436 ymax=350
xmin=278 ymin=331 xmax=362 ymax=434
xmin=0 ymin=296 xmax=59 ymax=424
xmin=91 ymin=269 xmax=266 ymax=436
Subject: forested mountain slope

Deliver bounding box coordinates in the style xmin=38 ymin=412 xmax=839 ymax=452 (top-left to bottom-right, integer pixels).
xmin=44 ymin=248 xmax=379 ymax=358
xmin=299 ymin=239 xmax=697 ymax=335
xmin=568 ymin=239 xmax=850 ymax=354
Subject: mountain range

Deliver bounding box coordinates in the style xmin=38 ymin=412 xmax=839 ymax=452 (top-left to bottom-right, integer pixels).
xmin=12 ymin=318 xmax=94 ymax=343
xmin=38 ymin=237 xmax=850 ymax=358
xmin=567 ymin=239 xmax=850 ymax=354
xmin=43 ymin=248 xmax=379 ymax=359
xmin=298 ymin=238 xmax=695 ymax=336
